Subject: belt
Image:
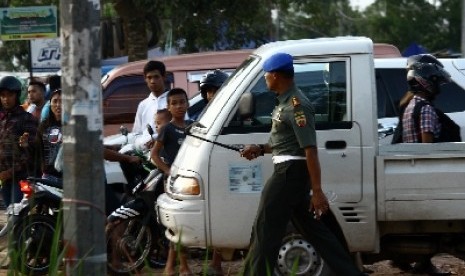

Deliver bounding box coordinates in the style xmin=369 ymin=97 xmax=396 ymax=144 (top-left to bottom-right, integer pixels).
xmin=272 ymin=155 xmax=306 ymax=164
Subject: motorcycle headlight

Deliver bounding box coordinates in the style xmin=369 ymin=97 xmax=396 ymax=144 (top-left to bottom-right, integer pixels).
xmin=171 ymin=175 xmax=200 ymax=196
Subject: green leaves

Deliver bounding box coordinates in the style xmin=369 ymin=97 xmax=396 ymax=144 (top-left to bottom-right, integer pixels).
xmin=0 ymin=0 xmax=461 ymax=69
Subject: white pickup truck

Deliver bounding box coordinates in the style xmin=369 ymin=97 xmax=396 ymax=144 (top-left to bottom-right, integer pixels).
xmin=156 ymin=37 xmax=465 ymax=275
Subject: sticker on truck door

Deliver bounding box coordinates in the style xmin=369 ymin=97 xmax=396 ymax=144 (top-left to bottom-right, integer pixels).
xmin=229 ymin=163 xmax=263 ymax=193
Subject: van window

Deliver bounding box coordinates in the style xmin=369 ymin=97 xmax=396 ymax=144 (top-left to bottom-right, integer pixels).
xmin=376 ymin=69 xmax=407 ymax=118
xmin=224 ymin=60 xmax=349 ymax=133
xmin=375 ymin=68 xmax=465 ymax=119
xmin=102 ymin=75 xmax=149 ymax=124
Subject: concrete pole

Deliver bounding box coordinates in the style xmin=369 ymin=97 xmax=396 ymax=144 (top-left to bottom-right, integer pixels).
xmin=60 ymin=1 xmax=106 ymax=275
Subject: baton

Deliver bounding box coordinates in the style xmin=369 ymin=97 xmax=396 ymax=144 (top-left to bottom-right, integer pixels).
xmin=185 ymin=122 xmax=242 ymax=152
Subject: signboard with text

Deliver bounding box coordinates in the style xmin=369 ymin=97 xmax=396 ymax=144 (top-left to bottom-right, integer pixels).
xmin=0 ymin=6 xmax=57 ymax=41
xmin=30 ymin=38 xmax=60 ymax=72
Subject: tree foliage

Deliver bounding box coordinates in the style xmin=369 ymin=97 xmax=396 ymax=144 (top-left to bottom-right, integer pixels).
xmin=112 ymin=0 xmax=271 ymax=56
xmin=359 ymin=0 xmax=441 ymax=52
xmin=276 ymin=0 xmax=362 ymax=40
xmin=0 ymin=0 xmax=463 ymax=68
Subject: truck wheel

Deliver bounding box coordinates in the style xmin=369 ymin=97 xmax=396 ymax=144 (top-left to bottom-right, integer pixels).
xmin=274 ymin=234 xmax=334 ymax=276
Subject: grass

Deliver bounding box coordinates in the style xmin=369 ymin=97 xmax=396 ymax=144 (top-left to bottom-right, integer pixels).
xmin=1 ymin=211 xmax=306 ymax=276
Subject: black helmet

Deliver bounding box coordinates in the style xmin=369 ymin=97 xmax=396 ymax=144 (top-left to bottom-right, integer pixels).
xmin=406 ymin=54 xmax=444 ymax=70
xmin=200 ymin=69 xmax=228 ymax=100
xmin=407 ymin=61 xmax=451 ymax=95
xmin=0 ymin=76 xmax=22 ymax=104
xmin=0 ymin=76 xmax=22 ymax=93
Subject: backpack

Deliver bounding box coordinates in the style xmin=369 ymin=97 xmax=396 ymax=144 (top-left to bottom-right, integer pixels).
xmin=391 ymin=101 xmax=461 ymax=143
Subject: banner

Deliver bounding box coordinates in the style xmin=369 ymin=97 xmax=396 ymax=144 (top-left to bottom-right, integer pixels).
xmin=0 ymin=6 xmax=57 ymax=41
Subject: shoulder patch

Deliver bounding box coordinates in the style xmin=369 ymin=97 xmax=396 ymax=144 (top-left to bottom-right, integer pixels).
xmin=294 ymin=110 xmax=306 ymax=127
xmin=292 ymin=96 xmax=300 ymax=107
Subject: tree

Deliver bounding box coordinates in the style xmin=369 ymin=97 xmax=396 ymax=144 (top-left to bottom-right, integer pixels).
xmin=276 ymin=0 xmax=362 ymax=40
xmin=435 ymin=0 xmax=461 ymax=54
xmin=111 ymin=0 xmax=152 ymax=61
xmin=161 ymin=0 xmax=271 ymax=53
xmin=106 ymin=0 xmax=272 ymax=60
xmin=358 ymin=0 xmax=460 ymax=53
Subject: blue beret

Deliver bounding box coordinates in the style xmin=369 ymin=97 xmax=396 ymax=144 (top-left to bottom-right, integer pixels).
xmin=263 ymin=53 xmax=294 ymax=73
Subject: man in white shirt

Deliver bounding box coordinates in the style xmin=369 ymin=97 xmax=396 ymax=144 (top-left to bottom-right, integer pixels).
xmin=132 ymin=60 xmax=168 ymax=137
xmin=26 ymin=81 xmax=47 ymax=119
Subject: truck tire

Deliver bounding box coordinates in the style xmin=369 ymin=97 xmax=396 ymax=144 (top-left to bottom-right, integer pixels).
xmin=274 ymin=233 xmax=334 ymax=276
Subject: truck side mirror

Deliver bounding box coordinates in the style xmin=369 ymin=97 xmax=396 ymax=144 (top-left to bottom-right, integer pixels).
xmin=238 ymin=92 xmax=254 ymax=119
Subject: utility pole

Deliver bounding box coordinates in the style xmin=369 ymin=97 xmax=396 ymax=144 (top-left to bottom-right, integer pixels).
xmin=60 ymin=1 xmax=106 ymax=275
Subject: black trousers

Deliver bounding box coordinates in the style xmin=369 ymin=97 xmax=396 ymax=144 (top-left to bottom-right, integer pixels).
xmin=242 ymin=160 xmax=361 ymax=276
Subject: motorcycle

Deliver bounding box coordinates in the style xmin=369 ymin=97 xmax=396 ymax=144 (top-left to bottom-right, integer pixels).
xmin=7 ymin=177 xmax=64 ymax=276
xmin=104 ymin=126 xmax=157 ymax=220
xmin=104 ymin=125 xmax=154 ymax=192
xmin=106 ymin=166 xmax=168 ymax=275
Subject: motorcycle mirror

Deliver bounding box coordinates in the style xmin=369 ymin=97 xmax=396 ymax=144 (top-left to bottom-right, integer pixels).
xmin=146 ymin=124 xmax=154 ymax=136
xmin=120 ymin=125 xmax=129 ymax=136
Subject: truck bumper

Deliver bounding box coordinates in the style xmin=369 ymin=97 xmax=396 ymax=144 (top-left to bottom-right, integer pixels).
xmin=156 ymin=193 xmax=206 ymax=247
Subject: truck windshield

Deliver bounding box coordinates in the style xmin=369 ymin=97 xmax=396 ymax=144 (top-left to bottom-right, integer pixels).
xmin=197 ymin=56 xmax=259 ymax=128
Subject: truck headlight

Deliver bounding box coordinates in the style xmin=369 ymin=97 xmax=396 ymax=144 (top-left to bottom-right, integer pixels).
xmin=171 ymin=175 xmax=200 ymax=196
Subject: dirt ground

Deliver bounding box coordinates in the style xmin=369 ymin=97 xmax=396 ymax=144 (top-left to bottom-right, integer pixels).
xmin=144 ymin=253 xmax=465 ymax=275
xmin=1 ymin=208 xmax=465 ymax=275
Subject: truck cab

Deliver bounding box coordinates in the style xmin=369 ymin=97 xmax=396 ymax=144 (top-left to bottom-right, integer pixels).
xmin=156 ymin=37 xmax=465 ymax=275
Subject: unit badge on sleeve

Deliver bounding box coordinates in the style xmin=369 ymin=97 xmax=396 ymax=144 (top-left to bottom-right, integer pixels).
xmin=292 ymin=96 xmax=306 ymax=127
xmin=294 ymin=111 xmax=306 ymax=127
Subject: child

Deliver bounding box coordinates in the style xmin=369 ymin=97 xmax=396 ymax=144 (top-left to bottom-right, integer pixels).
xmin=146 ymin=108 xmax=172 ymax=150
xmin=155 ymin=108 xmax=171 ymax=135
xmin=150 ymin=88 xmax=192 ymax=276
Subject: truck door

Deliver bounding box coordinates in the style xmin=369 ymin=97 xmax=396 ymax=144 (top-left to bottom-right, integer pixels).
xmin=311 ymin=60 xmax=363 ymax=203
xmin=208 ymin=58 xmax=362 ymax=248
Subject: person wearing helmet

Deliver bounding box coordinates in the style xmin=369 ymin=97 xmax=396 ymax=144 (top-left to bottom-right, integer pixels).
xmin=189 ymin=69 xmax=229 ymax=121
xmin=406 ymin=53 xmax=444 ymax=70
xmin=0 ymin=76 xmax=38 ymax=207
xmin=401 ymin=54 xmax=452 ymax=143
xmin=200 ymin=69 xmax=229 ymax=102
xmin=195 ymin=69 xmax=229 ymax=274
xmin=398 ymin=54 xmax=447 ymax=109
xmin=397 ymin=54 xmax=456 ymax=274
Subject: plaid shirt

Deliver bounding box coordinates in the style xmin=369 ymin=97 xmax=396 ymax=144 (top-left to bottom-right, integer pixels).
xmin=402 ymin=95 xmax=440 ymax=143
xmin=0 ymin=106 xmax=38 ymax=180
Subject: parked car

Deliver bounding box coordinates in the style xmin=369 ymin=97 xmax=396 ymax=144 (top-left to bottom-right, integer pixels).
xmin=101 ymin=50 xmax=253 ymax=128
xmin=101 ymin=44 xmax=402 ymax=136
